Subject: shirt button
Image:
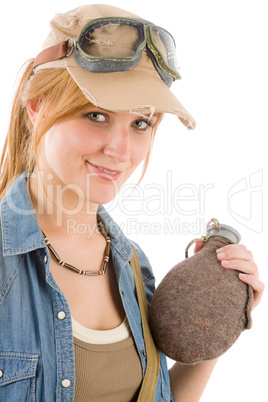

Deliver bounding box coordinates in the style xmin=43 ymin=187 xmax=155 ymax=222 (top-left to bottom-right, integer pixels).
xmin=141 ymin=350 xmax=146 ymax=358
xmin=57 ymin=311 xmax=67 ymax=320
xmin=61 ymin=379 xmax=71 ymax=388
xmin=0 ymin=370 xmax=3 ymax=378
xmin=44 ymin=255 xmax=48 ymax=263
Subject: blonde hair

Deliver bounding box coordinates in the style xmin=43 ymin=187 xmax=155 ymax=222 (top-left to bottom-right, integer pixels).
xmin=0 ymin=60 xmax=162 ymax=198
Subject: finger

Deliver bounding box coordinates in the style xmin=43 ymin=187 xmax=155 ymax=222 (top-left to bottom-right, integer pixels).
xmin=220 ymin=259 xmax=258 ymax=276
xmin=239 ymin=273 xmax=265 ymax=309
xmin=194 ymin=241 xmax=204 ymax=253
xmin=216 ymin=245 xmax=254 ymax=262
xmin=216 ymin=244 xmax=247 ymax=253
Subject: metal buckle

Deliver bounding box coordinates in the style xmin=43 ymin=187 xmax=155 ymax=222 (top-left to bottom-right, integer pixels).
xmin=66 ymin=39 xmax=75 ymax=57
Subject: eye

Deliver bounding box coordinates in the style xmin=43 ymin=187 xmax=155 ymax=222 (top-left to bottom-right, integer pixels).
xmin=87 ymin=112 xmax=107 ymax=123
xmin=132 ymin=119 xmax=153 ymax=130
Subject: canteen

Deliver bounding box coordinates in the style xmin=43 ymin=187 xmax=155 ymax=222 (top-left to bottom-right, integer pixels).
xmin=149 ymin=219 xmax=254 ymax=364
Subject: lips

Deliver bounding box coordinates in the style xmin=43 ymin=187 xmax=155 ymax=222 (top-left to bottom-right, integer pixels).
xmin=97 ymin=166 xmax=119 ymax=175
xmin=86 ymin=162 xmax=123 ymax=181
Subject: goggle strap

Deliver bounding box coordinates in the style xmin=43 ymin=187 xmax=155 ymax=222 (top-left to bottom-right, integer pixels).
xmin=33 ymin=40 xmax=69 ymax=69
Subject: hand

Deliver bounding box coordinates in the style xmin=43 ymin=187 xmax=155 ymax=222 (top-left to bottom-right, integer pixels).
xmin=216 ymin=244 xmax=264 ymax=310
xmin=194 ymin=242 xmax=264 ymax=310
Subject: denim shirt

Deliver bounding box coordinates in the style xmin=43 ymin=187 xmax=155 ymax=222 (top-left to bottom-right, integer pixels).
xmin=0 ymin=173 xmax=174 ymax=401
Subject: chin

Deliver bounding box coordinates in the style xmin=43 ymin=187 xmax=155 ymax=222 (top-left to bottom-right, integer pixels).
xmin=88 ymin=188 xmax=121 ymax=206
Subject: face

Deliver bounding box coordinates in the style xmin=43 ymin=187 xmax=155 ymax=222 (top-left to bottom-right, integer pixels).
xmin=36 ymin=107 xmax=158 ymax=207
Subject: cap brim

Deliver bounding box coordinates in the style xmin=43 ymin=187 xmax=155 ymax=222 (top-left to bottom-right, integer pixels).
xmin=67 ymin=66 xmax=196 ymax=129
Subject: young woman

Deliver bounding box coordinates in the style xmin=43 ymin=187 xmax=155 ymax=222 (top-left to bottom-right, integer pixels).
xmin=0 ymin=4 xmax=264 ymax=401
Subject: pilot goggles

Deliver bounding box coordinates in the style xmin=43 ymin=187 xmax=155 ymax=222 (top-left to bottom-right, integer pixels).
xmin=33 ymin=17 xmax=181 ymax=87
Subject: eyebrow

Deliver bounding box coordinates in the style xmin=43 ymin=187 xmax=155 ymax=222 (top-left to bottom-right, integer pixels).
xmin=132 ymin=113 xmax=159 ymax=121
xmin=90 ymin=106 xmax=159 ymax=121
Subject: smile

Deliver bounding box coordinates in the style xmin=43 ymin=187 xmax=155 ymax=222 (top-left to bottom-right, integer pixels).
xmin=86 ymin=162 xmax=123 ymax=181
xmin=97 ymin=166 xmax=119 ymax=175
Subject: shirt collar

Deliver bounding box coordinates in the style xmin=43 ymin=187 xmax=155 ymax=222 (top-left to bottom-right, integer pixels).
xmin=0 ymin=173 xmax=45 ymax=256
xmin=97 ymin=205 xmax=134 ymax=262
xmin=0 ymin=172 xmax=133 ymax=261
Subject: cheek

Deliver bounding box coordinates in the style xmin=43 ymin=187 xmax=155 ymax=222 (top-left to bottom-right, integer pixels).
xmin=37 ymin=127 xmax=73 ymax=176
xmin=44 ymin=130 xmax=67 ymax=169
xmin=43 ymin=125 xmax=86 ymax=165
xmin=132 ymin=136 xmax=152 ymax=164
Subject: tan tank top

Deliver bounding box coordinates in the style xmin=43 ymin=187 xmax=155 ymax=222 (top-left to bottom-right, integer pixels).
xmin=73 ymin=318 xmax=143 ymax=401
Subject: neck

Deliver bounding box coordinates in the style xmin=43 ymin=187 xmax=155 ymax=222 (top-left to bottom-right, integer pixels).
xmin=28 ymin=170 xmax=99 ymax=237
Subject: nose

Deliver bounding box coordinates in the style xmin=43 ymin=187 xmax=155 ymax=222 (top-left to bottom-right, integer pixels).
xmin=103 ymin=126 xmax=131 ymax=163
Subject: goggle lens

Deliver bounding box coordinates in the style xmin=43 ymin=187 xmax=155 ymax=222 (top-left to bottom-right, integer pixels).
xmin=150 ymin=26 xmax=179 ymax=74
xmin=78 ymin=20 xmax=144 ymax=59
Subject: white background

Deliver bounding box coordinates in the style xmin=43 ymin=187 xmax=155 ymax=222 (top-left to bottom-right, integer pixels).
xmin=1 ymin=0 xmax=267 ymax=401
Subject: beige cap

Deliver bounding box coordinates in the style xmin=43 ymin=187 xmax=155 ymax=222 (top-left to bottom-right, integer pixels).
xmin=35 ymin=4 xmax=196 ymax=129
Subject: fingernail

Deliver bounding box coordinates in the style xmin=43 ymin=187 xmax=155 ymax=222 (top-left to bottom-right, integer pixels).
xmin=216 ymin=247 xmax=225 ymax=253
xmin=217 ymin=252 xmax=226 ymax=259
xmin=222 ymin=260 xmax=229 ymax=265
